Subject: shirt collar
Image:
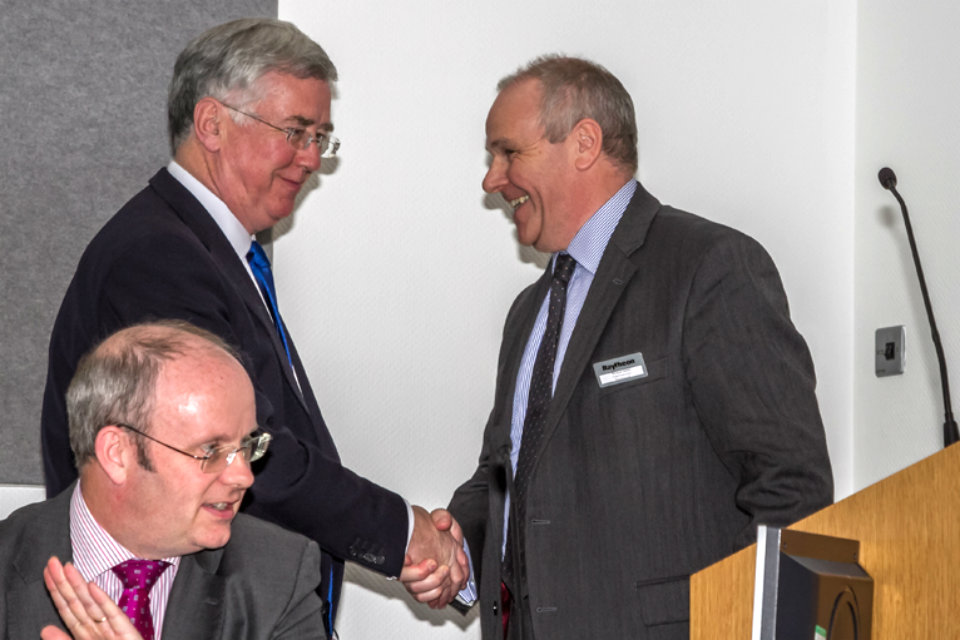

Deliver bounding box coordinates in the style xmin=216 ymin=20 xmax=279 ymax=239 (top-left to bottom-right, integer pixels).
xmin=70 ymin=481 xmax=180 ymax=582
xmin=563 ymin=179 xmax=637 ymax=273
xmin=167 ymin=159 xmax=254 ymax=258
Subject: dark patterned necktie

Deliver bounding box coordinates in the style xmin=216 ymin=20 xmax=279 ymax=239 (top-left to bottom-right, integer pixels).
xmin=503 ymin=252 xmax=577 ymax=584
xmin=247 ymin=240 xmax=294 ymax=369
xmin=111 ymin=559 xmax=170 ymax=640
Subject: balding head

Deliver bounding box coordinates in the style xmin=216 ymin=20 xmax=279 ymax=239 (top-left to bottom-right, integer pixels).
xmin=69 ymin=320 xmax=261 ymax=558
xmin=67 ymin=320 xmax=243 ymax=468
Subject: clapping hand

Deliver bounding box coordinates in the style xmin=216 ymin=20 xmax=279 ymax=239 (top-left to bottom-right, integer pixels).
xmin=41 ymin=556 xmax=143 ymax=640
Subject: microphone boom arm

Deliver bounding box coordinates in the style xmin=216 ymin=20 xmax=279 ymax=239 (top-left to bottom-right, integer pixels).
xmin=880 ymin=168 xmax=959 ymax=447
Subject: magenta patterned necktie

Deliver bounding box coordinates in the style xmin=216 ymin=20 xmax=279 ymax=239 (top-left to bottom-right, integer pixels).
xmin=110 ymin=559 xmax=170 ymax=640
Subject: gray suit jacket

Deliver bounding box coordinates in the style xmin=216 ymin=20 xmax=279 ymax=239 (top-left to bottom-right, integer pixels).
xmin=0 ymin=487 xmax=326 ymax=639
xmin=449 ymin=182 xmax=833 ymax=640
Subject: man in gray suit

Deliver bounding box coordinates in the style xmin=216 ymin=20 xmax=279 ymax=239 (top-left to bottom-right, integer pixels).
xmin=404 ymin=56 xmax=833 ymax=639
xmin=1 ymin=321 xmax=325 ymax=639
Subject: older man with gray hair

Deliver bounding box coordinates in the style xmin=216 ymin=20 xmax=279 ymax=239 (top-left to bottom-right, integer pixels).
xmin=40 ymin=19 xmax=467 ymax=636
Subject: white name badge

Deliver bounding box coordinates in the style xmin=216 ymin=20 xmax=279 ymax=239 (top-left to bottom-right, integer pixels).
xmin=592 ymin=352 xmax=648 ymax=388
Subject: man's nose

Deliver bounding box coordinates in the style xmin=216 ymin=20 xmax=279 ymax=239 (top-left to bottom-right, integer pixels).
xmin=482 ymin=158 xmax=508 ymax=194
xmin=297 ymin=140 xmax=322 ymax=173
xmin=220 ymin=451 xmax=255 ymax=489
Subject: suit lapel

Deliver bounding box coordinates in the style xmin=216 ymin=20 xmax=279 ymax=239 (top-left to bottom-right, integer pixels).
xmin=223 ymin=245 xmax=310 ymax=408
xmin=162 ymin=548 xmax=226 ymax=638
xmin=148 ymin=169 xmax=310 ymax=411
xmin=238 ymin=272 xmax=311 ymax=410
xmin=530 ymin=185 xmax=663 ymax=473
xmin=498 ymin=270 xmax=553 ymax=446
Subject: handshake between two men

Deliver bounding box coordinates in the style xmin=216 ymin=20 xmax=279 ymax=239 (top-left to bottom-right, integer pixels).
xmin=404 ymin=506 xmax=471 ymax=609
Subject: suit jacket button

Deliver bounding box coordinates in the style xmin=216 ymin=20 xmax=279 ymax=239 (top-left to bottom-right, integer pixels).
xmin=492 ymin=600 xmax=499 ymax=615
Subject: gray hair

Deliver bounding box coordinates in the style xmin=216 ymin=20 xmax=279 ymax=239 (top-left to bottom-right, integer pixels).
xmin=499 ymin=55 xmax=638 ymax=174
xmin=67 ymin=320 xmax=242 ymax=469
xmin=167 ymin=18 xmax=338 ymax=153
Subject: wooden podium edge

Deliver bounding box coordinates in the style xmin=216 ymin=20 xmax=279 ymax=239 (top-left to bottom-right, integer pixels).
xmin=691 ymin=443 xmax=960 ymax=638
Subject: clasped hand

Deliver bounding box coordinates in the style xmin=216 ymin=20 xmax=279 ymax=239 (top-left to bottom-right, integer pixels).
xmin=401 ymin=506 xmax=469 ymax=609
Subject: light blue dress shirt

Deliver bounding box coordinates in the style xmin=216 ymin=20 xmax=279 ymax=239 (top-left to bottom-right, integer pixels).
xmin=459 ymin=179 xmax=636 ymax=603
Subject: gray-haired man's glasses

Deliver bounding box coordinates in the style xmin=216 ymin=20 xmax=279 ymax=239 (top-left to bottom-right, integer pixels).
xmin=117 ymin=423 xmax=272 ymax=473
xmin=221 ymin=102 xmax=341 ymax=158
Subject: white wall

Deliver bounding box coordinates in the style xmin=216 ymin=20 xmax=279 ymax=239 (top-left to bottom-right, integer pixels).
xmin=0 ymin=484 xmax=45 ymax=520
xmin=854 ymin=2 xmax=960 ymax=488
xmin=277 ymin=2 xmax=857 ymax=638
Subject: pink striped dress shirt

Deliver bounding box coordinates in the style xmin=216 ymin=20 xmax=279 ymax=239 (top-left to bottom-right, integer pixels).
xmin=69 ymin=483 xmax=181 ymax=639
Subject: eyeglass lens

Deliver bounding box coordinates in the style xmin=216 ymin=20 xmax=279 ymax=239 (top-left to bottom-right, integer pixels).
xmin=287 ymin=130 xmax=339 ymax=157
xmin=200 ymin=433 xmax=271 ymax=473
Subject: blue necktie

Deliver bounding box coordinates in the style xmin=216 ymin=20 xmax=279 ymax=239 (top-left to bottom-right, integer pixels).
xmin=247 ymin=242 xmax=335 ymax=635
xmin=247 ymin=240 xmax=294 ymax=369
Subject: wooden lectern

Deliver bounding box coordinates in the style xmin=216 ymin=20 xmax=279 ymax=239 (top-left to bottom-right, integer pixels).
xmin=691 ymin=443 xmax=960 ymax=638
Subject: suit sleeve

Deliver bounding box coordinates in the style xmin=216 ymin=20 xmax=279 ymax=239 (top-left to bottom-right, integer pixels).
xmin=448 ymin=288 xmax=531 ymax=594
xmin=682 ymin=233 xmax=833 ymax=547
xmin=60 ymin=228 xmax=407 ymax=575
xmin=448 ymin=409 xmax=499 ymax=591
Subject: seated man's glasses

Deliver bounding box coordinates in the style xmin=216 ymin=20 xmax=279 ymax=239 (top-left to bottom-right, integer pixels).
xmin=117 ymin=423 xmax=272 ymax=473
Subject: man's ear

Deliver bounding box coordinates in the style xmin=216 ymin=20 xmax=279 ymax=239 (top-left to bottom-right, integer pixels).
xmin=193 ymin=97 xmax=224 ymax=151
xmin=94 ymin=425 xmax=136 ymax=485
xmin=571 ymin=118 xmax=604 ymax=171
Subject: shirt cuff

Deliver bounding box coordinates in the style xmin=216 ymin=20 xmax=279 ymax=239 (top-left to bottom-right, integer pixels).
xmin=456 ymin=538 xmax=478 ymax=604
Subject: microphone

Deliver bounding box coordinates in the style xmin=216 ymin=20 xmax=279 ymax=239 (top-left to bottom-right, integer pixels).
xmin=878 ymin=167 xmax=897 ymax=190
xmin=878 ymin=167 xmax=958 ymax=447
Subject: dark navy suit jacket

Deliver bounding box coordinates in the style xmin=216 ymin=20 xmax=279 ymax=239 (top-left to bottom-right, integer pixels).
xmin=41 ymin=168 xmax=409 ymax=622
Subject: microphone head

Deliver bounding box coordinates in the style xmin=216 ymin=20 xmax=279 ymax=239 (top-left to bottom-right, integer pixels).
xmin=878 ymin=167 xmax=898 ymax=190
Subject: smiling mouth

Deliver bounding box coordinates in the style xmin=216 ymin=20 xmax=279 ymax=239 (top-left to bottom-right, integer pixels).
xmin=205 ymin=500 xmax=239 ymax=514
xmin=508 ymin=194 xmax=530 ymax=209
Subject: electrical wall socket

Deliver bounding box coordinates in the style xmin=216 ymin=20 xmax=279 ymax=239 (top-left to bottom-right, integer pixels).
xmin=875 ymin=326 xmax=905 ymax=377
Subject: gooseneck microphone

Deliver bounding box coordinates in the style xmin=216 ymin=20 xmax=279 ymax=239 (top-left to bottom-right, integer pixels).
xmin=878 ymin=167 xmax=958 ymax=447
xmin=878 ymin=167 xmax=897 ymax=190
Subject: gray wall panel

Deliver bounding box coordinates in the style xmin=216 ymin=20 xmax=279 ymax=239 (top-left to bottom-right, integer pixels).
xmin=0 ymin=0 xmax=277 ymax=484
